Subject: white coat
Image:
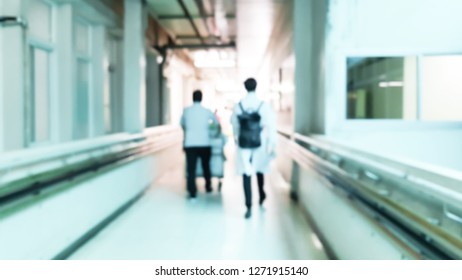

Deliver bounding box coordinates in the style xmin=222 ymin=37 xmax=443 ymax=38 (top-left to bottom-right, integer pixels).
xmin=180 ymin=102 xmax=218 ymax=148
xmin=230 ymin=92 xmax=277 ymax=176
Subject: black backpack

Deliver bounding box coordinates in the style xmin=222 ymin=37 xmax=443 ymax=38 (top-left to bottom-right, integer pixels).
xmin=237 ymin=102 xmax=263 ymax=148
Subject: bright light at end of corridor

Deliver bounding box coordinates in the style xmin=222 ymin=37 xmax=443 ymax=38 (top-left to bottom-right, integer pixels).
xmin=194 ymin=59 xmax=236 ymax=68
xmin=215 ymin=80 xmax=240 ymax=92
xmin=270 ymin=83 xmax=295 ymax=93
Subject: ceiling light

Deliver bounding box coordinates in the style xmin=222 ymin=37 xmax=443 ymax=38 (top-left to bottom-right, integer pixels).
xmin=379 ymin=81 xmax=404 ymax=88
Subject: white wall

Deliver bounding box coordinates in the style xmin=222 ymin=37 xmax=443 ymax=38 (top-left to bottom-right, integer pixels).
xmin=293 ymin=0 xmax=462 ymax=169
xmin=167 ymin=70 xmax=184 ymax=125
xmin=326 ymin=129 xmax=462 ymax=171
xmin=0 ymin=0 xmax=26 ymax=151
xmin=342 ymin=0 xmax=462 ymax=51
xmin=293 ymin=0 xmax=327 ymax=135
xmin=323 ymin=0 xmax=462 ymax=132
xmin=292 ymin=0 xmax=462 ymax=131
xmin=163 ymin=56 xmax=197 ymax=125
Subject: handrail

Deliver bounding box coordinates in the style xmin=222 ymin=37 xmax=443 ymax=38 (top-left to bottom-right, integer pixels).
xmin=0 ymin=125 xmax=182 ymax=206
xmin=291 ymin=133 xmax=462 ymax=206
xmin=0 ymin=125 xmax=179 ymax=171
xmin=278 ymin=129 xmax=462 ymax=259
xmin=295 ymin=132 xmax=462 ymax=182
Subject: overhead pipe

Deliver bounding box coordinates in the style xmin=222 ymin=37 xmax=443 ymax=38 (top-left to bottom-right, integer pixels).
xmin=177 ymin=0 xmax=205 ymax=44
xmin=158 ymin=14 xmax=235 ymax=20
xmin=154 ymin=41 xmax=235 ymax=50
xmin=194 ymin=0 xmax=212 ymax=39
xmin=213 ymin=0 xmax=229 ymax=42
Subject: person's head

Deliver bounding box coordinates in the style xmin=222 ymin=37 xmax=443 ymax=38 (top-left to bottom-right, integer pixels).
xmin=244 ymin=78 xmax=257 ymax=92
xmin=192 ymin=90 xmax=202 ymax=103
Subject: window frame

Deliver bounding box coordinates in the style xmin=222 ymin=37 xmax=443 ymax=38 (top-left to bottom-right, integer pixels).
xmin=341 ymin=50 xmax=462 ymax=131
xmin=73 ymin=19 xmax=93 ymax=140
xmin=25 ymin=0 xmax=57 ymax=148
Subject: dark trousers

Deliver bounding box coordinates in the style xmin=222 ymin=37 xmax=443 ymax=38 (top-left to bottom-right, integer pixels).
xmin=185 ymin=147 xmax=212 ymax=197
xmin=243 ymin=173 xmax=265 ymax=208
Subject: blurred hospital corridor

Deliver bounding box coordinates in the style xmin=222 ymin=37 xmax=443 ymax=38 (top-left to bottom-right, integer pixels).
xmin=1 ymin=0 xmax=462 ymax=260
xmin=69 ymin=143 xmax=327 ymax=260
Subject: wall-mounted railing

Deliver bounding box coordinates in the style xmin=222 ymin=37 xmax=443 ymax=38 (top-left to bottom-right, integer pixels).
xmin=0 ymin=125 xmax=182 ymax=207
xmin=278 ymin=128 xmax=462 ymax=259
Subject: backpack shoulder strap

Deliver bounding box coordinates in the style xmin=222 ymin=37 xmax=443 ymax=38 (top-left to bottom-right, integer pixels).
xmin=239 ymin=102 xmax=247 ymax=114
xmin=256 ymin=101 xmax=264 ymax=112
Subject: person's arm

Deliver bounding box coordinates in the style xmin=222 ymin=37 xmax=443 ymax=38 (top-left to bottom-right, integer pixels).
xmin=180 ymin=110 xmax=186 ymax=131
xmin=230 ymin=104 xmax=240 ymax=144
xmin=210 ymin=110 xmax=219 ymax=126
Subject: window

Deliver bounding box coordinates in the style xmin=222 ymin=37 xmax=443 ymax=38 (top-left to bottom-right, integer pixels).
xmin=26 ymin=0 xmax=54 ymax=146
xmin=74 ymin=21 xmax=92 ymax=139
xmin=347 ymin=57 xmax=417 ymax=120
xmin=421 ymin=55 xmax=462 ymax=121
xmin=29 ymin=47 xmax=51 ymax=143
xmin=347 ymin=55 xmax=462 ymax=122
xmin=104 ymin=35 xmax=123 ymax=133
xmin=75 ymin=59 xmax=91 ymax=139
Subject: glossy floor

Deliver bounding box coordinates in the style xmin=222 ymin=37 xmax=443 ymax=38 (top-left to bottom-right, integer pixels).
xmin=70 ymin=146 xmax=328 ymax=260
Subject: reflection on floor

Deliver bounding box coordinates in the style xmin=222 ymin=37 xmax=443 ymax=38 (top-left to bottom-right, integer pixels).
xmin=70 ymin=144 xmax=328 ymax=260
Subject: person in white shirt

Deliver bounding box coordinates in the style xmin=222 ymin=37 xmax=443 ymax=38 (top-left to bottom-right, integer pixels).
xmin=231 ymin=78 xmax=277 ymax=218
xmin=180 ymin=90 xmax=218 ymax=199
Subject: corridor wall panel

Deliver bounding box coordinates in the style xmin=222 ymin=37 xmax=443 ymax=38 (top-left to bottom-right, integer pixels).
xmin=297 ymin=168 xmax=410 ymax=259
xmin=0 ymin=144 xmax=182 ymax=260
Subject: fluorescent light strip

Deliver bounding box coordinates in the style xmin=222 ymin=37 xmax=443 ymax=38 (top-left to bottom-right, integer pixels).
xmin=379 ymin=81 xmax=404 ymax=88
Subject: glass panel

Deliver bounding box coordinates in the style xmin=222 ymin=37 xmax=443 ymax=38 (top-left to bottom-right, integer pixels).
xmin=31 ymin=48 xmax=50 ymax=143
xmin=75 ymin=59 xmax=90 ymax=139
xmin=28 ymin=0 xmax=52 ymax=42
xmin=103 ymin=53 xmax=111 ymax=133
xmin=108 ymin=37 xmax=123 ymax=132
xmin=347 ymin=57 xmax=417 ymax=120
xmin=75 ymin=21 xmax=90 ymax=55
xmin=421 ymin=55 xmax=462 ymax=121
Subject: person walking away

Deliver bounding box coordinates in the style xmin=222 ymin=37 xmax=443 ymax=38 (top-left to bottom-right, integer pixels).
xmin=181 ymin=90 xmax=218 ymax=199
xmin=231 ymin=78 xmax=277 ymax=218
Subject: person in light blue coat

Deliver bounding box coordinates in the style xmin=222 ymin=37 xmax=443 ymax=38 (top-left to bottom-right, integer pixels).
xmin=181 ymin=90 xmax=218 ymax=199
xmin=231 ymin=78 xmax=277 ymax=218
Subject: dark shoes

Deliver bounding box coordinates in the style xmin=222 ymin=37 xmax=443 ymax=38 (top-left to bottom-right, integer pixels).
xmin=259 ymin=193 xmax=266 ymax=206
xmin=205 ymin=182 xmax=212 ymax=193
xmin=244 ymin=208 xmax=252 ymax=219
